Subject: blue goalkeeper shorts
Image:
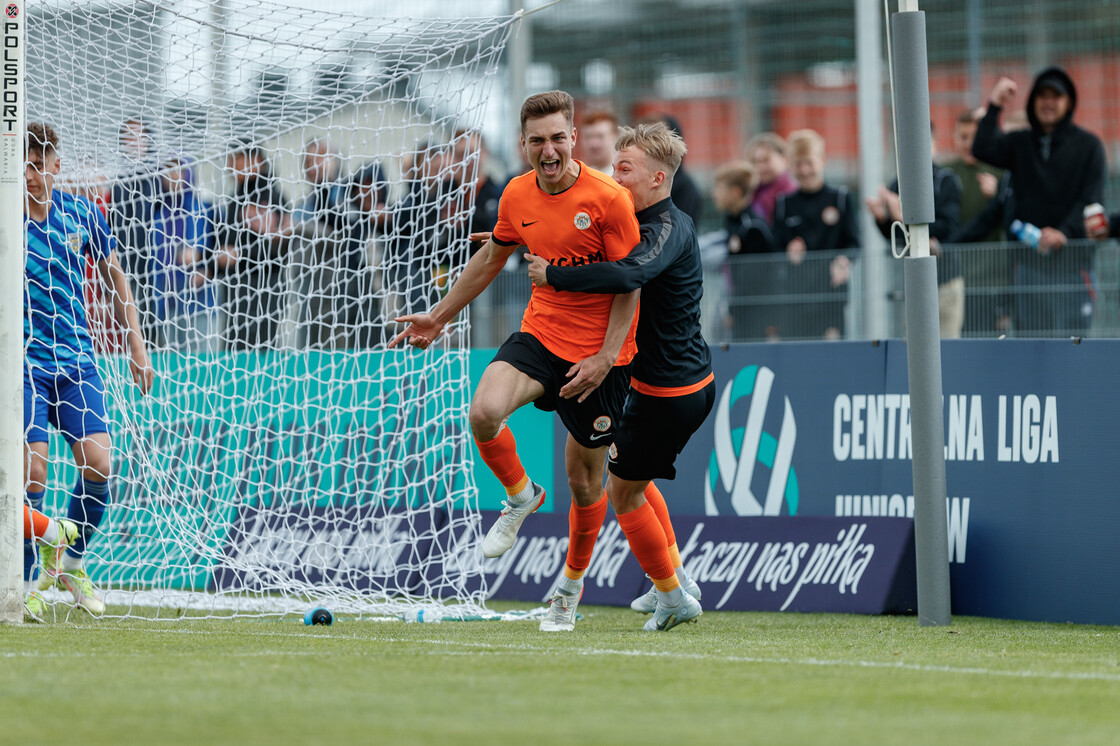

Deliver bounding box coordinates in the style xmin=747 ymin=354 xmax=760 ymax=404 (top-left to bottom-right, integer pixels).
xmin=24 ymin=359 xmax=111 ymax=445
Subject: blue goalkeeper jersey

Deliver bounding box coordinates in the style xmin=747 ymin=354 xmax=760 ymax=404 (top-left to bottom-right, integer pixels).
xmin=25 ymin=190 xmax=115 ymax=373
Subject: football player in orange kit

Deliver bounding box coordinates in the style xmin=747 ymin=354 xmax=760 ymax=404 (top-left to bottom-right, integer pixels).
xmin=394 ymin=90 xmax=660 ymax=632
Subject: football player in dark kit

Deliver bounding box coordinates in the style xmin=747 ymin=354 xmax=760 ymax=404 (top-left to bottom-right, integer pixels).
xmin=527 ymin=122 xmax=714 ymax=631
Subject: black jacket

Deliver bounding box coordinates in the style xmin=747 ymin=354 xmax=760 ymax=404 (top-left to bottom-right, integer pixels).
xmin=670 ymin=167 xmax=703 ymax=229
xmin=972 ymin=66 xmax=1106 ymax=239
xmin=546 ymin=197 xmax=711 ymax=389
xmin=877 ymin=166 xmax=963 ymax=283
xmin=725 ymin=206 xmax=777 ymax=255
xmin=773 ymin=184 xmax=860 ymax=255
xmin=1111 ymin=213 xmax=1120 ymax=239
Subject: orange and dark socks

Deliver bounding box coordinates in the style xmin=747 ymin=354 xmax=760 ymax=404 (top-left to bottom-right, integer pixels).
xmin=565 ymin=491 xmax=609 ymax=579
xmin=617 ymin=501 xmax=679 ymax=589
xmin=475 ymin=428 xmax=529 ymax=496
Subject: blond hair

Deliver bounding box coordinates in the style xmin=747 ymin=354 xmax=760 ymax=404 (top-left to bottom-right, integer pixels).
xmin=712 ymin=160 xmax=758 ymax=195
xmin=746 ymin=131 xmax=788 ymax=159
xmin=520 ymin=90 xmax=575 ymax=133
xmin=615 ymin=121 xmax=687 ymax=175
xmin=787 ymin=129 xmax=825 ymax=160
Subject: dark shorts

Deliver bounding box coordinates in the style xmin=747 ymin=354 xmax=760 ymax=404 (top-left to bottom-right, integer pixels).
xmin=608 ymin=381 xmax=716 ymax=481
xmin=491 ymin=331 xmax=630 ymax=450
xmin=24 ymin=359 xmax=111 ymax=445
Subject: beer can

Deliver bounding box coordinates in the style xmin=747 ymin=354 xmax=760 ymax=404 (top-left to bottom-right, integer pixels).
xmin=1084 ymin=203 xmax=1110 ymax=239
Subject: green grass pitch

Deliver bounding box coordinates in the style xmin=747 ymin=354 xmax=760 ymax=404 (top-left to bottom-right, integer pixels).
xmin=3 ymin=604 xmax=1119 ymax=745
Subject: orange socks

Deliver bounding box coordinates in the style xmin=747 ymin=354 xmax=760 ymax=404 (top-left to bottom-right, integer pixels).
xmin=644 ymin=482 xmax=685 ymax=570
xmin=23 ymin=505 xmax=50 ymax=541
xmin=475 ymin=428 xmax=529 ymax=496
xmin=616 ymin=501 xmax=678 ymax=589
xmin=643 ymin=482 xmax=677 ymax=545
xmin=565 ymin=491 xmax=609 ymax=578
xmin=668 ymin=544 xmax=683 ymax=568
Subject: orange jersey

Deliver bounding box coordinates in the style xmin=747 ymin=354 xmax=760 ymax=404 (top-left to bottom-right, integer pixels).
xmin=492 ymin=162 xmax=640 ymax=365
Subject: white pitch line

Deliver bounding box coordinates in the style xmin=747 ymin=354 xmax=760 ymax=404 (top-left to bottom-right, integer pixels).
xmin=6 ymin=625 xmax=1120 ymax=683
xmin=1 ymin=649 xmax=321 ymax=659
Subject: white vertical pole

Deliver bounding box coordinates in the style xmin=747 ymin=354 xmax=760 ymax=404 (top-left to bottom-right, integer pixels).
xmin=855 ymin=0 xmax=887 ymax=339
xmin=0 ymin=1 xmax=26 ymax=624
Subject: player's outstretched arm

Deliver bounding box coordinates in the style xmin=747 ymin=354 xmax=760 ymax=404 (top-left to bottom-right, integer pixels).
xmin=529 ymin=221 xmax=674 ymax=294
xmin=559 ymin=289 xmax=639 ymax=403
xmin=97 ymin=252 xmax=154 ymax=394
xmin=390 ymin=237 xmax=514 ymax=349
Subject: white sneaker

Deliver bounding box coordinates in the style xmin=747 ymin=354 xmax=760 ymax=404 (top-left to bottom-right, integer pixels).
xmin=643 ymin=591 xmax=702 ymax=632
xmin=481 ymin=482 xmax=545 ymax=558
xmin=631 ymin=574 xmax=701 ymax=613
xmin=540 ymin=589 xmax=580 ymax=632
xmin=58 ymin=568 xmax=105 ymax=617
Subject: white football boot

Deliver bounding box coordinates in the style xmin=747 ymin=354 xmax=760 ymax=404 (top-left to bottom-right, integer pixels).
xmin=540 ymin=588 xmax=581 ymax=632
xmin=481 ymin=482 xmax=546 ymax=558
xmin=643 ymin=590 xmax=702 ymax=632
xmin=631 ymin=573 xmax=701 ymax=613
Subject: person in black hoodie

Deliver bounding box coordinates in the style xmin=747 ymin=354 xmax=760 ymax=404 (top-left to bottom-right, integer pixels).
xmin=972 ymin=67 xmax=1106 ymax=336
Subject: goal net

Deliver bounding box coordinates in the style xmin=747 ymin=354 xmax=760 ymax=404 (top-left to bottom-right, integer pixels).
xmin=21 ymin=0 xmax=518 ymax=620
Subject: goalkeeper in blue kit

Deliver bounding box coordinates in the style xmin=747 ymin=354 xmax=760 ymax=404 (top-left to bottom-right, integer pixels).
xmin=22 ymin=122 xmax=153 ymax=620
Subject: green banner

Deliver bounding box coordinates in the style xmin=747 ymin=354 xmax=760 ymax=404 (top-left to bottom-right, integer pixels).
xmin=37 ymin=348 xmax=558 ymax=590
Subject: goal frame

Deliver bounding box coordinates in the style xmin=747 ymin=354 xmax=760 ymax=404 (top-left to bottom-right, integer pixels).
xmin=0 ymin=0 xmax=26 ymax=624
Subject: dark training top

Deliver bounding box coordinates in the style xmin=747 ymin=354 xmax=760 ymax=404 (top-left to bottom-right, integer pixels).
xmin=773 ymin=184 xmax=860 ymax=255
xmin=545 ymin=197 xmax=712 ymax=391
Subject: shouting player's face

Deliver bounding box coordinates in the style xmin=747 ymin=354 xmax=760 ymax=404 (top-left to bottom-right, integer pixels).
xmin=522 ymin=112 xmax=577 ymax=194
xmin=25 ymin=149 xmax=60 ymax=209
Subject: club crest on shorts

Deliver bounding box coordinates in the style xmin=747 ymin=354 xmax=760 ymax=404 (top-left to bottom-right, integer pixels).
xmin=574 ymin=211 xmax=592 ymax=230
xmin=593 ymin=415 xmax=611 ymax=432
xmin=608 ymin=443 xmax=618 ymax=460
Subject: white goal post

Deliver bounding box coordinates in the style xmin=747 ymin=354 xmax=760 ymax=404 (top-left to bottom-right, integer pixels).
xmin=3 ymin=0 xmax=522 ymax=622
xmin=0 ymin=0 xmax=26 ymax=625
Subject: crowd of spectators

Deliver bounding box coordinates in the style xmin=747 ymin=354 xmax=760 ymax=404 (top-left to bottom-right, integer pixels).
xmin=79 ymin=122 xmax=500 ymax=352
xmin=74 ymin=66 xmax=1112 ymax=352
xmin=704 ymin=64 xmax=1109 ymax=341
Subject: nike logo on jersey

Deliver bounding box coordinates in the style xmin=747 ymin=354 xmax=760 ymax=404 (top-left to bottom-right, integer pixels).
xmin=521 ymin=220 xmax=539 ymax=227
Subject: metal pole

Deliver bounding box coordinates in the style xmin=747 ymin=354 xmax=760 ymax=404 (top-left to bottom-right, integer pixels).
xmin=855 ymin=0 xmax=887 ymax=340
xmin=893 ymin=0 xmax=952 ymax=627
xmin=966 ymin=0 xmax=983 ymax=106
xmin=0 ymin=2 xmax=27 ymax=624
xmin=507 ymin=0 xmax=529 ymax=172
